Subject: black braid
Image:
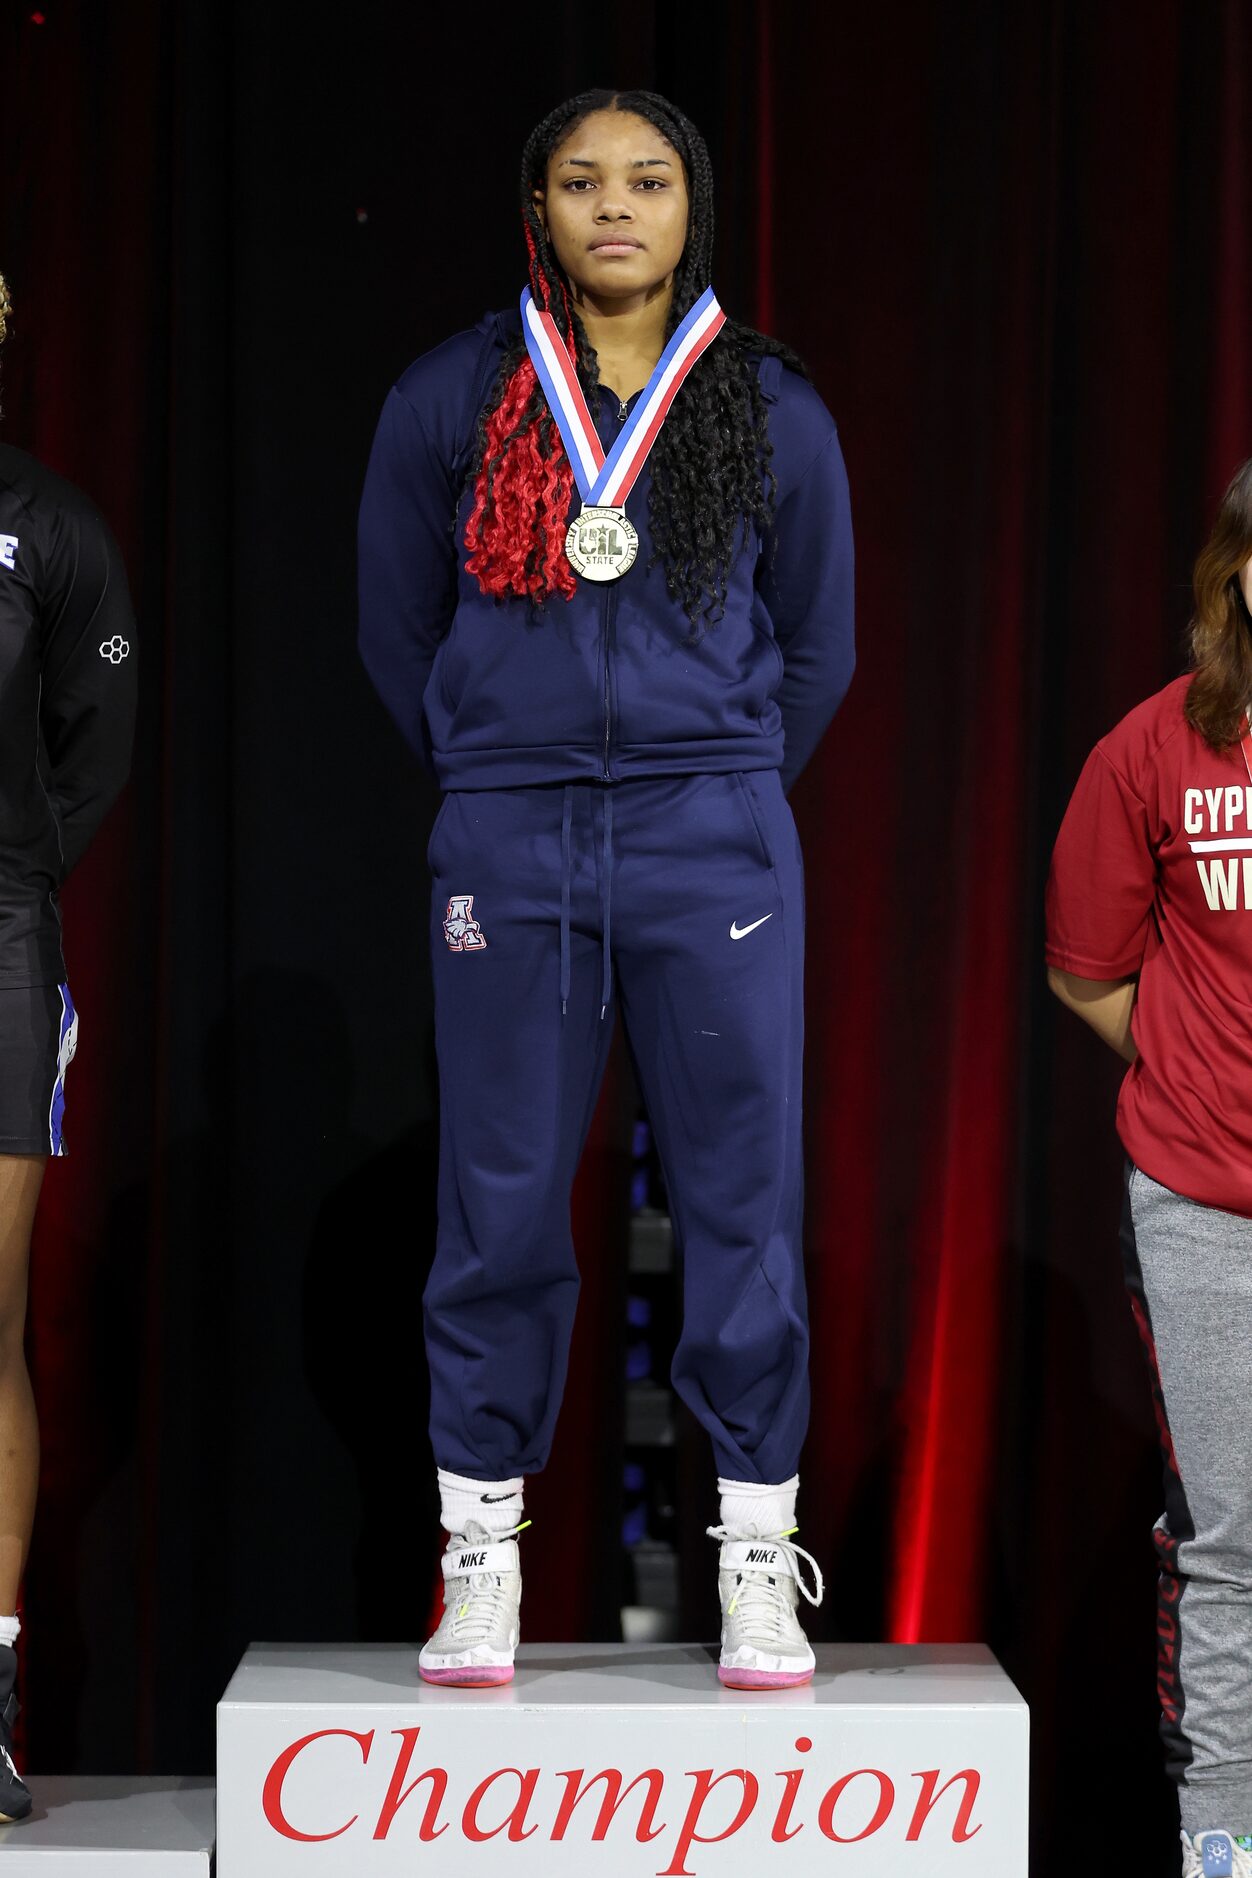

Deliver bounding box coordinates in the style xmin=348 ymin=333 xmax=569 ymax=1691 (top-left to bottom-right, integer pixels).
xmin=469 ymin=88 xmax=809 ymax=634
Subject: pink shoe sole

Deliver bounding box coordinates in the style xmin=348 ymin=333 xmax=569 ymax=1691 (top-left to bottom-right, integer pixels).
xmin=719 ymin=1665 xmax=813 ymax=1691
xmin=419 ymin=1664 xmax=514 ymax=1688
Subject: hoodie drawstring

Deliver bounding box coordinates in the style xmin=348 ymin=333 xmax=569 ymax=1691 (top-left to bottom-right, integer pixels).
xmin=558 ymin=784 xmax=614 ymax=1021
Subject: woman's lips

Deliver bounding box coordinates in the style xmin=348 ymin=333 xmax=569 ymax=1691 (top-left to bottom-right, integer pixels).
xmin=589 ymin=241 xmax=643 ymax=255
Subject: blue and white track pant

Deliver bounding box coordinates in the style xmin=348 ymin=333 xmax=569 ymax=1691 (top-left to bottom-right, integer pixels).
xmin=425 ymin=770 xmax=808 ymax=1486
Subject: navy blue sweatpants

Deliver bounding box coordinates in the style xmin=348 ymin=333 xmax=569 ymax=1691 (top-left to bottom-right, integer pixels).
xmin=425 ymin=770 xmax=808 ymax=1485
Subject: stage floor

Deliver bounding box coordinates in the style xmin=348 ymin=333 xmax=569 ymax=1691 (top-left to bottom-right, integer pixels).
xmin=0 ymin=1777 xmax=213 ymax=1872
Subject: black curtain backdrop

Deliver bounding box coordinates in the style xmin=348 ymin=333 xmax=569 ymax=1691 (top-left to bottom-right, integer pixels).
xmin=3 ymin=3 xmax=1251 ymax=1871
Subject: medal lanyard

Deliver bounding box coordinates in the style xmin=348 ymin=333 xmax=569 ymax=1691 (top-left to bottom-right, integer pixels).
xmin=520 ymin=284 xmax=726 ymax=508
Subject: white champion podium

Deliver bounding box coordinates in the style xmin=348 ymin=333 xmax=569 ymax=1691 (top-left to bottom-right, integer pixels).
xmin=217 ymin=1641 xmax=1028 ymax=1875
xmin=0 ymin=1778 xmax=214 ymax=1873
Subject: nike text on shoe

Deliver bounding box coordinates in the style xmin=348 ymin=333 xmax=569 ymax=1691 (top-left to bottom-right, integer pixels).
xmin=1182 ymin=1828 xmax=1252 ymax=1877
xmin=419 ymin=1518 xmax=528 ymax=1689
xmin=0 ymin=1647 xmax=31 ymax=1822
xmin=707 ymin=1523 xmax=824 ymax=1690
xmin=729 ymin=914 xmax=773 ymax=940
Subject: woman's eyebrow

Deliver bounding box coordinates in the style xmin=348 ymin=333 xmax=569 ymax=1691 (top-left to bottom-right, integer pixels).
xmin=556 ymin=156 xmax=674 ymax=169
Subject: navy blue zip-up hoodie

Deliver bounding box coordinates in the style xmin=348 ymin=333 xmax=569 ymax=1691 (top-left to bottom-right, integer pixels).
xmin=358 ymin=309 xmax=854 ymax=793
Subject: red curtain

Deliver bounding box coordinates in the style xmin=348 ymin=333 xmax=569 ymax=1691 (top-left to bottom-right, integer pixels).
xmin=783 ymin=4 xmax=1055 ymax=1643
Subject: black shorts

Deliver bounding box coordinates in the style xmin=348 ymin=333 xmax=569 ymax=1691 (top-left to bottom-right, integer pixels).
xmin=0 ymin=983 xmax=77 ymax=1158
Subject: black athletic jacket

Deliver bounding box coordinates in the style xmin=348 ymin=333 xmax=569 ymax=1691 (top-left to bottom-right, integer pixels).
xmin=0 ymin=443 xmax=137 ymax=985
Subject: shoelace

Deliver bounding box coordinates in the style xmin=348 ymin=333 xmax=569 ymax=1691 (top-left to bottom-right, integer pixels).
xmin=445 ymin=1518 xmax=529 ymax=1643
xmin=705 ymin=1524 xmax=825 ymax=1636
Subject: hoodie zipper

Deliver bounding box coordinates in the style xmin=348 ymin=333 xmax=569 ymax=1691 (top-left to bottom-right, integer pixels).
xmin=602 ymin=583 xmax=616 ymax=780
xmin=601 ymin=393 xmax=630 ymax=781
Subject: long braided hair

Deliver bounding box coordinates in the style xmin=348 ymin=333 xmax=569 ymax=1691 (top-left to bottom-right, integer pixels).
xmin=464 ymin=89 xmax=808 ymax=630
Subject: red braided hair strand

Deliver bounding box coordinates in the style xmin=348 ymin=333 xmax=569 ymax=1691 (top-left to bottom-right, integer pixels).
xmin=522 ymin=219 xmax=576 ymax=357
xmin=465 ymin=214 xmax=578 ymax=603
xmin=463 ymin=356 xmax=577 ymax=603
xmin=523 ymin=220 xmax=546 ymax=305
xmin=556 ymin=275 xmax=577 ymax=360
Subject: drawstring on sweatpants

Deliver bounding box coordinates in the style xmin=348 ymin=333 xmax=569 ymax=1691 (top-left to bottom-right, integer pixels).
xmin=600 ymin=788 xmax=613 ymax=1020
xmin=557 ymin=784 xmax=614 ymax=1021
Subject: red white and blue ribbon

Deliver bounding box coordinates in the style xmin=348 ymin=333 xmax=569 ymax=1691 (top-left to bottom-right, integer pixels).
xmin=520 ymin=284 xmax=726 ymax=507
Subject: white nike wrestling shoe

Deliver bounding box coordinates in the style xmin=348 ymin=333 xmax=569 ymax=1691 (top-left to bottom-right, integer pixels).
xmin=707 ymin=1523 xmax=824 ymax=1690
xmin=419 ymin=1517 xmax=528 ymax=1688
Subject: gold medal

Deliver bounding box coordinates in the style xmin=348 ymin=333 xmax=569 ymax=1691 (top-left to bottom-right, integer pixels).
xmin=564 ymin=505 xmax=639 ymax=583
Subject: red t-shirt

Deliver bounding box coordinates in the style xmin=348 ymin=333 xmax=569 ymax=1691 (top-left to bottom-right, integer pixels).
xmin=1046 ymin=673 xmax=1252 ymax=1216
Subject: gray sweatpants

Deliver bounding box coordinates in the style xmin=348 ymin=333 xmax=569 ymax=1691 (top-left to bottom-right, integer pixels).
xmin=1123 ymin=1161 xmax=1252 ymax=1837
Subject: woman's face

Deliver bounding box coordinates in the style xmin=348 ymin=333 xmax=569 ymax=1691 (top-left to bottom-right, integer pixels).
xmin=536 ymin=109 xmax=689 ymax=305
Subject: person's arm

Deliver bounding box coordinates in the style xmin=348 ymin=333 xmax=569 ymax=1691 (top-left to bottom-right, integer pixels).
xmin=758 ymin=425 xmax=855 ymax=793
xmin=1047 ymin=967 xmax=1139 ymax=1063
xmin=357 ymin=385 xmax=460 ymax=775
xmin=38 ymin=503 xmax=138 ymax=876
xmin=1045 ymin=740 xmax=1156 ymax=1061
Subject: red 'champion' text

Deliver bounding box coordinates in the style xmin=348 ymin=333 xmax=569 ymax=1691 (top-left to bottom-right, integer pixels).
xmin=261 ymin=1727 xmax=984 ymax=1874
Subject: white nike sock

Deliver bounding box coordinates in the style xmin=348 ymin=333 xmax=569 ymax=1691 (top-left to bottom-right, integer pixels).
xmin=437 ymin=1468 xmax=524 ymax=1539
xmin=717 ymin=1474 xmax=800 ymax=1539
xmin=0 ymin=1616 xmax=20 ymax=1650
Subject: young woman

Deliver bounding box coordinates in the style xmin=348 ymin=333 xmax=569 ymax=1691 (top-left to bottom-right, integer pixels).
xmin=1047 ymin=460 xmax=1252 ymax=1878
xmin=359 ymin=89 xmax=854 ymax=1690
xmin=0 ymin=272 xmax=138 ymax=1816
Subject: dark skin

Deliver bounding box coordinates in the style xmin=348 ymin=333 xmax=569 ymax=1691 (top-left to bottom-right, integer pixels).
xmin=534 ymin=107 xmax=690 ymax=400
